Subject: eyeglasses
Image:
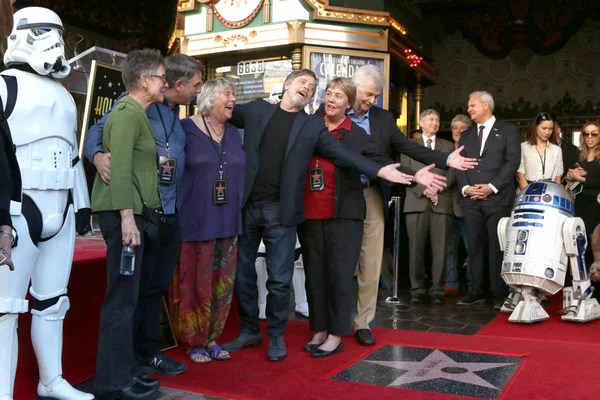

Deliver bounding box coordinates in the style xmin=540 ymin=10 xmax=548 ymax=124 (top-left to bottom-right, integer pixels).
xmin=583 ymin=131 xmax=599 ymax=137
xmin=149 ymin=74 xmax=167 ymax=83
xmin=539 ymin=112 xmax=553 ymax=121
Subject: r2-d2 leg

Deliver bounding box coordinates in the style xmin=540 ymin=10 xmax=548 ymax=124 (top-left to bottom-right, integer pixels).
xmin=561 ymin=218 xmax=600 ymax=322
xmin=507 ymin=287 xmax=549 ymax=323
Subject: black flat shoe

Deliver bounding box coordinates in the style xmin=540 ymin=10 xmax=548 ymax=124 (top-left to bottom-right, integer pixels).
xmin=355 ymin=329 xmax=375 ymax=346
xmin=311 ymin=342 xmax=343 ymax=358
xmin=100 ymin=381 xmax=158 ymax=399
xmin=303 ymin=342 xmax=325 ymax=352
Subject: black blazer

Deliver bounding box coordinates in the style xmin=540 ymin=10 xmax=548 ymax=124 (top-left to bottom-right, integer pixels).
xmin=232 ymin=100 xmax=394 ymax=226
xmin=329 ymin=120 xmax=390 ymax=220
xmin=455 ymin=118 xmax=521 ymax=208
xmin=560 ymin=139 xmax=580 ymax=177
xmin=317 ymin=104 xmax=452 ymax=213
xmin=0 ymin=91 xmax=22 ymax=228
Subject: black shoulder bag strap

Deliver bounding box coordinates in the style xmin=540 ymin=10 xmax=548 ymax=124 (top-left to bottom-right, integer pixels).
xmin=131 ymin=179 xmax=165 ymax=221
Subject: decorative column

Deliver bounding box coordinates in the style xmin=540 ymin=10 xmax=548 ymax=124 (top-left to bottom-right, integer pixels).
xmin=413 ymin=78 xmax=423 ymax=130
xmin=291 ymin=47 xmax=302 ymax=70
xmin=263 ymin=0 xmax=271 ymax=23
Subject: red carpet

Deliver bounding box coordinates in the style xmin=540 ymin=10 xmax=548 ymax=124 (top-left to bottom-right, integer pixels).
xmin=14 ymin=244 xmax=600 ymax=399
xmin=157 ymin=319 xmax=599 ymax=400
xmin=476 ymin=294 xmax=600 ymax=344
xmin=14 ymin=238 xmax=107 ymax=399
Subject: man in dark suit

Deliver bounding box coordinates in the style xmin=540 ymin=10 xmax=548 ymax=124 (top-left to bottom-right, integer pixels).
xmin=222 ymin=69 xmax=446 ymax=362
xmin=345 ymin=66 xmax=477 ymax=347
xmin=456 ymin=91 xmax=521 ymax=309
xmin=401 ymin=109 xmax=456 ymax=305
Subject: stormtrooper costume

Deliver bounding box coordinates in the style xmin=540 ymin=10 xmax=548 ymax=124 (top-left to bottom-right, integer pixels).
xmin=0 ymin=7 xmax=93 ymax=400
xmin=256 ymin=237 xmax=309 ymax=319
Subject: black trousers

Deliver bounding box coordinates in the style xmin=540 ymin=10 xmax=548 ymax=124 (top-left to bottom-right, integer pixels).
xmin=462 ymin=203 xmax=511 ymax=298
xmin=134 ymin=212 xmax=180 ymax=355
xmin=298 ymin=218 xmax=363 ymax=336
xmin=96 ymin=211 xmax=145 ymax=391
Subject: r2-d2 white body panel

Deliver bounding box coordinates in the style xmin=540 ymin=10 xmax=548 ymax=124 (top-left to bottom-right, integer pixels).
xmin=500 ymin=182 xmax=573 ymax=295
xmin=498 ymin=181 xmax=600 ymax=323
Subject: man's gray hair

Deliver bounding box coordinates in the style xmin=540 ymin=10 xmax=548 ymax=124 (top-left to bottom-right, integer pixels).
xmin=451 ymin=114 xmax=472 ymax=128
xmin=164 ymin=54 xmax=203 ymax=87
xmin=469 ymin=91 xmax=495 ymax=111
xmin=196 ymin=78 xmax=234 ymax=116
xmin=419 ymin=109 xmax=439 ymax=120
xmin=352 ymin=65 xmax=386 ymax=91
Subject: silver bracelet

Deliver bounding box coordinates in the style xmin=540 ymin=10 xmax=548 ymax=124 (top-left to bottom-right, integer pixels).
xmin=0 ymin=230 xmax=14 ymax=246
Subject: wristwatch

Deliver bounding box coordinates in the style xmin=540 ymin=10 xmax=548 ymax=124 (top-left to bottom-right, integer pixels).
xmin=0 ymin=228 xmax=18 ymax=248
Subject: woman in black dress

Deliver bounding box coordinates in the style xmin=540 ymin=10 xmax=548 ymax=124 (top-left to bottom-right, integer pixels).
xmin=566 ymin=121 xmax=600 ymax=288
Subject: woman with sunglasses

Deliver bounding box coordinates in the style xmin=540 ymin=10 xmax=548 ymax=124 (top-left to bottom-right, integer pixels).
xmin=516 ymin=112 xmax=563 ymax=190
xmin=567 ymin=121 xmax=600 ymax=290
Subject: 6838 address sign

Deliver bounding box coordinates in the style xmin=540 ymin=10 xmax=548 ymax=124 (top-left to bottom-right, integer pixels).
xmin=237 ymin=60 xmax=265 ymax=75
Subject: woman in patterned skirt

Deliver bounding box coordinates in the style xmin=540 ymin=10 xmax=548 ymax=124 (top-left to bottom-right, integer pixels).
xmin=168 ymin=78 xmax=245 ymax=363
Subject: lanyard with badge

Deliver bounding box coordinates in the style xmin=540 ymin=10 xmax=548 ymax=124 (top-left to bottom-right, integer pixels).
xmin=156 ymin=105 xmax=177 ymax=185
xmin=309 ymin=126 xmax=344 ymax=191
xmin=202 ymin=115 xmax=228 ymax=204
xmin=537 ymin=146 xmax=547 ymax=177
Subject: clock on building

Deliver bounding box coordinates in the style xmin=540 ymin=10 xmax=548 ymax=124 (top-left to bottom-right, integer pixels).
xmin=213 ymin=0 xmax=264 ymax=28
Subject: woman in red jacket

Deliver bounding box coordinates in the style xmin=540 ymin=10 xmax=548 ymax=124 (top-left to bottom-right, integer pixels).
xmin=298 ymin=78 xmax=394 ymax=357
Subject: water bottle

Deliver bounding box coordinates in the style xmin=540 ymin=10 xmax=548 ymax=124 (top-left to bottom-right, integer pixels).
xmin=119 ymin=245 xmax=135 ymax=275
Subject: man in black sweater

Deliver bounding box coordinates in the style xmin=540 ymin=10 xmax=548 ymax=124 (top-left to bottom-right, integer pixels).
xmin=222 ymin=69 xmax=458 ymax=361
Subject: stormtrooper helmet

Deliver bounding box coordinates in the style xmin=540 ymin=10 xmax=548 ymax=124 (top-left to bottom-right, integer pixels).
xmin=3 ymin=7 xmax=71 ymax=79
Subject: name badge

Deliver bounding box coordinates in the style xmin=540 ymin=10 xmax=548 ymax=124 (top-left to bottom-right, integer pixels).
xmin=309 ymin=167 xmax=324 ymax=191
xmin=159 ymin=156 xmax=177 ymax=185
xmin=213 ymin=179 xmax=228 ymax=204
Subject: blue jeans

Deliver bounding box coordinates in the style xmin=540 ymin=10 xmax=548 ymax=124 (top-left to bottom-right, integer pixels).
xmin=445 ymin=217 xmax=471 ymax=290
xmin=235 ymin=201 xmax=297 ymax=337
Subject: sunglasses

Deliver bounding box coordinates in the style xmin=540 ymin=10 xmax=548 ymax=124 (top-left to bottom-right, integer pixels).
xmin=583 ymin=131 xmax=599 ymax=137
xmin=539 ymin=112 xmax=553 ymax=121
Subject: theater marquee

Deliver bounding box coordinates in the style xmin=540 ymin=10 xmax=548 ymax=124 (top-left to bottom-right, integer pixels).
xmin=302 ymin=46 xmax=390 ymax=110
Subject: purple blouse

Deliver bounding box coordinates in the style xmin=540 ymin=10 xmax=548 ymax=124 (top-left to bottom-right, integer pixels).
xmin=177 ymin=118 xmax=246 ymax=242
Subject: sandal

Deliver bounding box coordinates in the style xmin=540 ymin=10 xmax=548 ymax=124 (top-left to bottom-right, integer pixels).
xmin=207 ymin=344 xmax=231 ymax=361
xmin=187 ymin=347 xmax=211 ymax=364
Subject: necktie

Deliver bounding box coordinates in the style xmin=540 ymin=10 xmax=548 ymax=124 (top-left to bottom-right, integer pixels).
xmin=426 ymin=138 xmax=432 ymax=149
xmin=478 ymin=125 xmax=484 ymax=153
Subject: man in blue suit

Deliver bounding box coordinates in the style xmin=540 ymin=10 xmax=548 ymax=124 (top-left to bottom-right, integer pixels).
xmin=222 ymin=69 xmax=449 ymax=361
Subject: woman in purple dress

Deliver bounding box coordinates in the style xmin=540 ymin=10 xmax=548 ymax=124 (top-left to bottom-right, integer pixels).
xmin=168 ymin=78 xmax=245 ymax=363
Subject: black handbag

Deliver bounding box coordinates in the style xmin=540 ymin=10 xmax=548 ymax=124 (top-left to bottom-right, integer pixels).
xmin=132 ymin=180 xmax=164 ymax=242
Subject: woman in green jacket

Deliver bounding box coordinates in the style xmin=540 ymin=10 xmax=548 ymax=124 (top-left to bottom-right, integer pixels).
xmin=91 ymin=48 xmax=166 ymax=400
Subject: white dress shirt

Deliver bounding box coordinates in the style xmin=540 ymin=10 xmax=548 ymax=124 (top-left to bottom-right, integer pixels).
xmin=462 ymin=116 xmax=498 ymax=196
xmin=423 ymin=134 xmax=436 ymax=150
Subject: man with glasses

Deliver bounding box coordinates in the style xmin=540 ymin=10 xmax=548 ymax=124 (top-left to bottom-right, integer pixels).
xmin=456 ymin=91 xmax=521 ymax=309
xmin=85 ymin=54 xmax=204 ymax=377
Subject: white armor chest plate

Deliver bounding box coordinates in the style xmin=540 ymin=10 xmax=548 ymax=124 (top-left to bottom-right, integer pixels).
xmin=1 ymin=69 xmax=78 ymax=191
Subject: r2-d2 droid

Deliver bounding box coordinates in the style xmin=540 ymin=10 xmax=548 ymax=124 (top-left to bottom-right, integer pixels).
xmin=497 ymin=181 xmax=600 ymax=323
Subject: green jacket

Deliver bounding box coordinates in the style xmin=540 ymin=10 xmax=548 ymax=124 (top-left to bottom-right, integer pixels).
xmin=91 ymin=96 xmax=161 ymax=214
